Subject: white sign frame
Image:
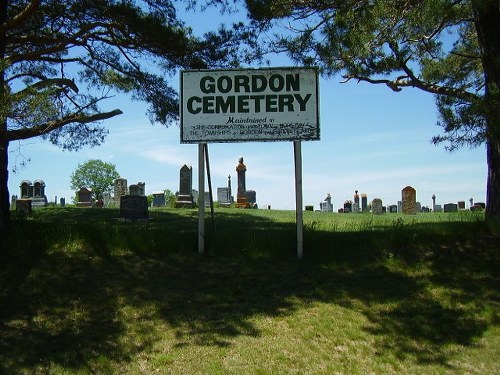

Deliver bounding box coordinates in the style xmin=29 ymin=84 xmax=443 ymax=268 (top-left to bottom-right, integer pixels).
xmin=180 ymin=67 xmax=319 ymax=143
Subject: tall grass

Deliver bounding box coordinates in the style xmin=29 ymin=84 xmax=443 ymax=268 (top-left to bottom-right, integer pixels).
xmin=1 ymin=207 xmax=498 ymax=374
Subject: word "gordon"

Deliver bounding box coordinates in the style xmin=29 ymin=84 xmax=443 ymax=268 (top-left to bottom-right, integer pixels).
xmin=186 ymin=73 xmax=313 ymax=114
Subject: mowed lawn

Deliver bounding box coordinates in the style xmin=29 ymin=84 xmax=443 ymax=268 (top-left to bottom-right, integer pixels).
xmin=1 ymin=208 xmax=499 ymax=374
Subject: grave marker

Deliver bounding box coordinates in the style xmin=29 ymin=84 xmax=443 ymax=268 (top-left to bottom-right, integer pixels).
xmin=120 ymin=195 xmax=149 ymax=220
xmin=401 ymin=186 xmax=417 ymax=214
xmin=76 ymin=187 xmax=92 ymax=207
xmin=372 ymin=198 xmax=383 ymax=215
xmin=236 ymin=157 xmax=250 ymax=208
xmin=175 ymin=165 xmax=194 ymax=207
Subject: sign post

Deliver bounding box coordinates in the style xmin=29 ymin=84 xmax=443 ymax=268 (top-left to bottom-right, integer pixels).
xmin=180 ymin=67 xmax=320 ymax=257
xmin=198 ymin=143 xmax=205 ymax=254
xmin=294 ymin=141 xmax=303 ymax=259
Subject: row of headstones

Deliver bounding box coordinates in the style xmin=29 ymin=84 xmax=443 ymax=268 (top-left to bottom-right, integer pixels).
xmin=77 ymin=181 xmax=149 ymax=220
xmin=175 ymin=164 xmax=258 ymax=208
xmin=319 ymin=186 xmax=485 ymax=214
xmin=313 ymin=199 xmax=484 ymax=214
xmin=75 ymin=179 xmax=145 ymax=207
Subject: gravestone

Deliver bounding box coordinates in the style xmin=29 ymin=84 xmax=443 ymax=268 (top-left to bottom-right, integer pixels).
xmin=102 ymin=192 xmax=111 ymax=207
xmin=227 ymin=175 xmax=232 ymax=202
xmin=204 ymin=192 xmax=211 ymax=207
xmin=372 ymin=198 xmax=383 ymax=215
xmin=152 ymin=192 xmax=166 ymax=207
xmin=129 ymin=182 xmax=145 ymax=196
xmin=11 ymin=195 xmax=17 ymax=210
xmin=15 ymin=199 xmax=32 ymax=218
xmin=31 ymin=180 xmax=47 ymax=208
xmin=343 ymin=201 xmax=352 ymax=213
xmin=76 ymin=187 xmax=92 ymax=207
xmin=114 ymin=178 xmax=128 ymax=203
xmin=401 ymin=186 xmax=417 ymax=214
xmin=176 ymin=164 xmax=194 ymax=207
xmin=320 ymin=193 xmax=333 ymax=212
xmin=389 ymin=205 xmax=398 ymax=213
xmin=444 ymin=203 xmax=458 ymax=212
xmin=33 ymin=180 xmax=45 ymax=197
xmin=20 ymin=180 xmax=32 ymax=198
xmin=129 ymin=184 xmax=141 ymax=196
xmin=246 ymin=190 xmax=257 ymax=207
xmin=471 ymin=202 xmax=485 ymax=211
xmin=18 ymin=179 xmax=47 ymax=208
xmin=235 ymin=157 xmax=250 ymax=208
xmin=60 ymin=197 xmax=66 ymax=207
xmin=352 ymin=202 xmax=359 ymax=213
xmin=353 ymin=190 xmax=360 ymax=208
xmin=457 ymin=201 xmax=466 ymax=210
xmin=137 ymin=182 xmax=145 ymax=196
xmin=361 ymin=194 xmax=368 ymax=212
xmin=217 ymin=187 xmax=231 ymax=206
xmin=120 ymin=195 xmax=148 ymax=220
xmin=433 ymin=204 xmax=443 ymax=212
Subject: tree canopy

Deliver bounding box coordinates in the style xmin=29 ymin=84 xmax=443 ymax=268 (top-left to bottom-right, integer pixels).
xmin=70 ymin=159 xmax=120 ymax=201
xmin=243 ymin=0 xmax=500 ymax=219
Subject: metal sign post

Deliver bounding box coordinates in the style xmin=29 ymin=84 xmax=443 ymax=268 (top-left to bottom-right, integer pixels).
xmin=198 ymin=143 xmax=205 ymax=254
xmin=294 ymin=141 xmax=303 ymax=259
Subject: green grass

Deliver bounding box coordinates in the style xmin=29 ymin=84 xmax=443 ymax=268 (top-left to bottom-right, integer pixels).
xmin=1 ymin=207 xmax=499 ymax=374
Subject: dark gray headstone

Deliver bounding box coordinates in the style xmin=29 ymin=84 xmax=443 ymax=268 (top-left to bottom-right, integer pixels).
xmin=444 ymin=203 xmax=458 ymax=212
xmin=120 ymin=195 xmax=148 ymax=220
xmin=16 ymin=199 xmax=32 ymax=218
xmin=129 ymin=184 xmax=140 ymax=196
xmin=33 ymin=180 xmax=45 ymax=197
xmin=246 ymin=190 xmax=257 ymax=204
xmin=176 ymin=165 xmax=194 ymax=207
xmin=20 ymin=180 xmax=32 ymax=198
xmin=179 ymin=165 xmax=192 ymax=196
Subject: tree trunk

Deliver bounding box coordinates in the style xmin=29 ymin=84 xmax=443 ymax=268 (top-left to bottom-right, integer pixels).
xmin=485 ymin=134 xmax=500 ymax=220
xmin=0 ymin=0 xmax=9 ymax=233
xmin=0 ymin=135 xmax=9 ymax=233
xmin=474 ymin=0 xmax=500 ymax=220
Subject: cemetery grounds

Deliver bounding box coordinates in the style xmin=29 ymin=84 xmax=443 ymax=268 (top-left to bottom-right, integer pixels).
xmin=1 ymin=207 xmax=499 ymax=374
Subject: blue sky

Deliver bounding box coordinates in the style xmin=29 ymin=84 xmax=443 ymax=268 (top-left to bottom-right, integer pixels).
xmin=7 ymin=5 xmax=487 ymax=211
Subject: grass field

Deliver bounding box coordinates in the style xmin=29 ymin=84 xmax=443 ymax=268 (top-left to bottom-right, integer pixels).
xmin=1 ymin=207 xmax=499 ymax=374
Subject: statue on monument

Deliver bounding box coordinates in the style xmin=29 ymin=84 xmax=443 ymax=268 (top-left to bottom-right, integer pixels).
xmin=236 ymin=157 xmax=250 ymax=208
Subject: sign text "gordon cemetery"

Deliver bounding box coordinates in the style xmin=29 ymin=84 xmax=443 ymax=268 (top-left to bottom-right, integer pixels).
xmin=180 ymin=67 xmax=319 ymax=143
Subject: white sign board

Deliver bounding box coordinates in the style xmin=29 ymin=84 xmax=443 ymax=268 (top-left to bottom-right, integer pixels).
xmin=180 ymin=67 xmax=319 ymax=143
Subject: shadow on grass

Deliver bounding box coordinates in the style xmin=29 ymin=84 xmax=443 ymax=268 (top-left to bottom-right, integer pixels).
xmin=0 ymin=208 xmax=498 ymax=372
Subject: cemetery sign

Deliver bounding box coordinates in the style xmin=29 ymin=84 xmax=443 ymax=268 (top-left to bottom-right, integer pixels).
xmin=180 ymin=67 xmax=319 ymax=143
